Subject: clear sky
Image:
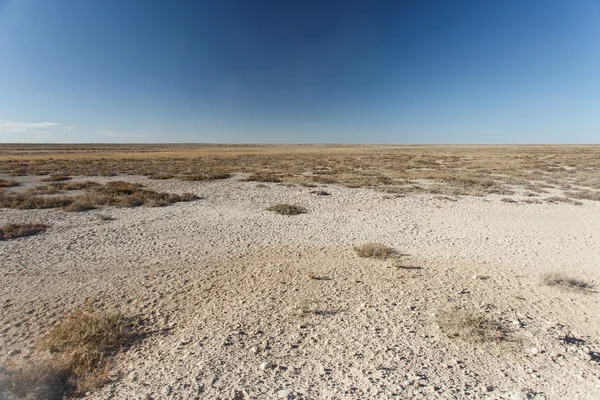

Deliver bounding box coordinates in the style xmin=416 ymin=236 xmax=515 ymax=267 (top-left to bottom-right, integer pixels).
xmin=0 ymin=0 xmax=599 ymax=144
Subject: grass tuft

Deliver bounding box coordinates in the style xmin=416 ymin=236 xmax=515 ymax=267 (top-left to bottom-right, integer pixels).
xmin=0 ymin=223 xmax=49 ymax=240
xmin=542 ymin=272 xmax=594 ymax=292
xmin=354 ymin=243 xmax=393 ymax=260
xmin=437 ymin=309 xmax=509 ymax=343
xmin=266 ymin=203 xmax=307 ymax=215
xmin=39 ymin=310 xmax=139 ymax=395
xmin=63 ymin=200 xmax=97 ymax=212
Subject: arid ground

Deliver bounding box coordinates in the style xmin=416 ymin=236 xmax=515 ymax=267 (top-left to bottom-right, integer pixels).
xmin=1 ymin=145 xmax=599 ymax=399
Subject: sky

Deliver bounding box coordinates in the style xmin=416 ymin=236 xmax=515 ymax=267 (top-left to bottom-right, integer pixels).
xmin=0 ymin=0 xmax=599 ymax=144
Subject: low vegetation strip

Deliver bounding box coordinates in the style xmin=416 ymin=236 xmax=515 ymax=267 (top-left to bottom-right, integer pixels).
xmin=0 ymin=223 xmax=49 ymax=240
xmin=0 ymin=181 xmax=200 ymax=211
xmin=0 ymin=178 xmax=19 ymax=187
xmin=2 ymin=145 xmax=600 ymax=198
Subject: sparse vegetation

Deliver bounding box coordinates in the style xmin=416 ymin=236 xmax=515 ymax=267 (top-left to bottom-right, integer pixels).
xmin=0 ymin=310 xmax=140 ymax=398
xmin=266 ymin=203 xmax=307 ymax=215
xmin=436 ymin=309 xmax=509 ymax=343
xmin=2 ymin=145 xmax=600 ymax=198
xmin=0 ymin=223 xmax=49 ymax=240
xmin=0 ymin=178 xmax=19 ymax=187
xmin=246 ymin=173 xmax=282 ymax=183
xmin=310 ymin=190 xmax=330 ymax=196
xmin=354 ymin=243 xmax=393 ymax=260
xmin=0 ymin=180 xmax=199 ymax=211
xmin=542 ymin=272 xmax=594 ymax=292
xmin=63 ymin=199 xmax=97 ymax=212
xmin=39 ymin=310 xmax=138 ymax=395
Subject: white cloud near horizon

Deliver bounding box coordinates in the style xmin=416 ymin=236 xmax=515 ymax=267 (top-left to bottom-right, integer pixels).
xmin=0 ymin=120 xmax=61 ymax=132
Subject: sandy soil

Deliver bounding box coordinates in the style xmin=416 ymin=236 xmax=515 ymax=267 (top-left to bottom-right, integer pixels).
xmin=1 ymin=175 xmax=599 ymax=399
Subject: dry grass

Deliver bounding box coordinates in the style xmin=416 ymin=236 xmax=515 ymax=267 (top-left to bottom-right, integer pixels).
xmin=266 ymin=204 xmax=307 ymax=215
xmin=565 ymin=190 xmax=600 ymax=201
xmin=26 ymin=185 xmax=61 ymax=195
xmin=0 ymin=178 xmax=19 ymax=187
xmin=0 ymin=310 xmax=140 ymax=399
xmin=0 ymin=192 xmax=74 ymax=210
xmin=354 ymin=243 xmax=393 ymax=260
xmin=542 ymin=272 xmax=594 ymax=292
xmin=40 ymin=310 xmax=138 ymax=395
xmin=1 ymin=145 xmax=600 ymax=198
xmin=0 ymin=223 xmax=49 ymax=240
xmin=63 ymin=199 xmax=97 ymax=213
xmin=246 ymin=173 xmax=282 ymax=183
xmin=436 ymin=309 xmax=509 ymax=343
xmin=0 ymin=181 xmax=199 ymax=211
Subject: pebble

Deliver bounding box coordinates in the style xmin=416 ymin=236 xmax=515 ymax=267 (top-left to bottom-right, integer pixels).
xmin=161 ymin=385 xmax=172 ymax=395
xmin=529 ymin=347 xmax=539 ymax=355
xmin=260 ymin=361 xmax=275 ymax=370
xmin=509 ymin=390 xmax=526 ymax=400
xmin=277 ymin=389 xmax=293 ymax=398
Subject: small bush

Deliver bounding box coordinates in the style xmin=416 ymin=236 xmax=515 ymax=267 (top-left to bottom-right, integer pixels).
xmin=27 ymin=185 xmax=61 ymax=195
xmin=437 ymin=310 xmax=509 ymax=343
xmin=0 ymin=193 xmax=74 ymax=209
xmin=63 ymin=200 xmax=97 ymax=212
xmin=56 ymin=181 xmax=101 ymax=191
xmin=35 ymin=310 xmax=139 ymax=395
xmin=147 ymin=173 xmax=174 ymax=180
xmin=246 ymin=173 xmax=282 ymax=183
xmin=266 ymin=204 xmax=307 ymax=215
xmin=310 ymin=190 xmax=330 ymax=196
xmin=178 ymin=192 xmax=201 ymax=202
xmin=542 ymin=273 xmax=594 ymax=292
xmin=0 ymin=223 xmax=49 ymax=240
xmin=354 ymin=243 xmax=393 ymax=260
xmin=0 ymin=178 xmax=19 ymax=187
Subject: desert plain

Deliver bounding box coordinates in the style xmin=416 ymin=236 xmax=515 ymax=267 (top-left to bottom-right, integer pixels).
xmin=0 ymin=144 xmax=599 ymax=400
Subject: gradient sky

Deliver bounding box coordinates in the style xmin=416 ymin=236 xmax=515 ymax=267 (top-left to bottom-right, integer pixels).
xmin=0 ymin=0 xmax=599 ymax=144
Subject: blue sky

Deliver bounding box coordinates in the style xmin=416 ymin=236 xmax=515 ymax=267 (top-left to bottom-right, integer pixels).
xmin=0 ymin=0 xmax=599 ymax=144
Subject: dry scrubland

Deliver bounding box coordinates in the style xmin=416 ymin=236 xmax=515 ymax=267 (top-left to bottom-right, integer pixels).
xmin=0 ymin=144 xmax=600 ymax=400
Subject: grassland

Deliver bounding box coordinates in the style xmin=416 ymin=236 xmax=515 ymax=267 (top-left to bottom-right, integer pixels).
xmin=1 ymin=144 xmax=600 ymax=199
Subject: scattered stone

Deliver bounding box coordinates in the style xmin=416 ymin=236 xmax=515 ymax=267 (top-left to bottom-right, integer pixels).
xmin=161 ymin=385 xmax=172 ymax=396
xmin=529 ymin=347 xmax=539 ymax=355
xmin=509 ymin=390 xmax=526 ymax=400
xmin=277 ymin=389 xmax=293 ymax=398
xmin=260 ymin=361 xmax=276 ymax=370
xmin=249 ymin=346 xmax=258 ymax=354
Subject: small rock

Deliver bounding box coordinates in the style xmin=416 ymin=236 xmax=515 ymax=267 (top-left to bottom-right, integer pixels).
xmin=277 ymin=389 xmax=293 ymax=398
xmin=509 ymin=390 xmax=526 ymax=400
xmin=249 ymin=346 xmax=258 ymax=354
xmin=529 ymin=347 xmax=539 ymax=355
xmin=161 ymin=385 xmax=172 ymax=396
xmin=259 ymin=361 xmax=275 ymax=370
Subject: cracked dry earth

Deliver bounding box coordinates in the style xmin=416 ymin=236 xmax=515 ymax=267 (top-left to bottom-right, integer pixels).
xmin=1 ymin=175 xmax=600 ymax=399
